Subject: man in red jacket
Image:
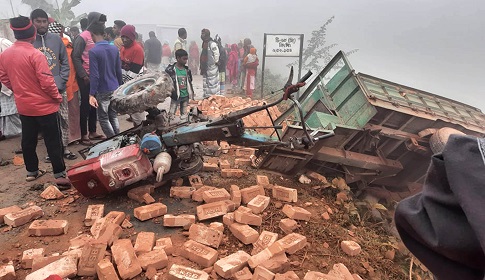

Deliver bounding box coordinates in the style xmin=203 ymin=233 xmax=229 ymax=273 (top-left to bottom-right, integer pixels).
xmin=0 ymin=16 xmax=69 ymax=186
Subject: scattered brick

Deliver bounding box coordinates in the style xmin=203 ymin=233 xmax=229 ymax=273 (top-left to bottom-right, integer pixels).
xmin=229 ymin=223 xmax=259 ymax=244
xmin=62 ymin=248 xmax=83 ymax=259
xmin=25 ymin=255 xmax=78 ymax=280
xmin=223 ymin=213 xmax=235 ymax=226
xmin=251 ymin=230 xmax=279 ymax=255
xmin=104 ymin=211 xmax=126 ymax=226
xmin=384 ymin=249 xmax=395 ymax=260
xmin=138 ymin=250 xmax=169 ymax=270
xmin=234 ymin=206 xmax=262 ymax=226
xmin=352 ymin=274 xmax=364 ymax=280
xmin=256 ymin=175 xmax=271 ymax=189
xmin=220 ymin=168 xmax=244 ymax=178
xmin=233 ymin=267 xmax=253 ymax=280
xmin=235 ymin=148 xmax=256 ymax=158
xmin=207 ymin=157 xmax=219 ymax=164
xmin=209 ymin=222 xmax=224 ymax=233
xmin=0 ymin=205 xmax=21 ymax=224
xmin=172 ymin=178 xmax=184 ymax=186
xmin=121 ymin=219 xmax=133 ymax=229
xmin=272 ymin=186 xmax=298 ymax=203
xmin=0 ymin=263 xmax=15 ymax=280
xmin=168 ymin=264 xmax=210 ymax=280
xmin=134 ymin=203 xmax=167 ymax=221
xmin=28 ymin=219 xmax=68 ymax=236
xmin=40 ymin=185 xmax=64 ymax=200
xmin=134 ymin=232 xmax=156 ymax=254
xmin=196 ymin=201 xmax=228 ymax=221
xmin=170 ymin=186 xmax=196 ymax=199
xmin=306 ymin=171 xmax=328 ymax=184
xmin=180 ymin=240 xmax=218 ymax=267
xmin=192 ymin=186 xmax=217 ymax=202
xmin=303 ymin=271 xmax=331 ymax=280
xmin=214 ymin=250 xmax=251 ymax=279
xmin=203 ymin=188 xmax=231 ymax=203
xmin=282 ymin=205 xmax=311 ymax=221
xmin=321 ymin=212 xmax=331 ymax=220
xmin=328 ymin=263 xmax=354 ymax=280
xmin=127 ymin=185 xmax=155 ymax=203
xmin=279 ymin=219 xmax=298 ymax=235
xmin=247 ymin=195 xmax=270 ymax=214
xmin=90 ymin=217 xmax=107 ymax=238
xmin=234 ymin=158 xmax=252 ymax=167
xmin=154 ymin=237 xmax=174 ymax=255
xmin=203 ymin=162 xmax=219 ymax=172
xmin=230 ymin=185 xmax=242 ymax=207
xmin=219 ymin=159 xmax=231 ymax=169
xmin=223 ymin=199 xmax=237 ymax=212
xmin=248 ymin=242 xmax=285 ymax=269
xmin=22 ymin=248 xmax=45 ymax=269
xmin=111 ymin=239 xmax=142 ymax=279
xmin=96 ymin=258 xmax=119 ymax=280
xmin=163 ymin=214 xmax=196 ymax=227
xmin=275 ymin=271 xmax=299 ymax=280
xmin=31 ymin=255 xmax=64 ymax=271
xmin=261 ymin=253 xmax=289 ymax=274
xmin=78 ymin=242 xmax=107 ymax=276
xmin=240 ymin=185 xmax=265 ymax=204
xmin=84 ymin=204 xmax=105 ymax=226
xmin=146 ymin=266 xmax=157 ymax=279
xmin=341 ymin=241 xmax=361 ymax=256
xmin=97 ymin=223 xmax=122 ymax=246
xmin=4 ymin=205 xmax=43 ymax=227
xmin=189 ymin=223 xmax=223 ymax=248
xmin=219 ymin=141 xmax=230 ymax=154
xmin=142 ymin=193 xmax=156 ymax=204
xmin=252 ymin=266 xmax=276 ymax=280
xmin=277 ymin=233 xmax=308 ymax=254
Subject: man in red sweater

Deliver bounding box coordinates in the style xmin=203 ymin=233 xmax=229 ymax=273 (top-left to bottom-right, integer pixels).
xmin=0 ymin=16 xmax=69 ymax=186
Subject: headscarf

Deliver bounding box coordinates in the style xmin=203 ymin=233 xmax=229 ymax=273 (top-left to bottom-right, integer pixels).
xmin=120 ymin=25 xmax=136 ymax=41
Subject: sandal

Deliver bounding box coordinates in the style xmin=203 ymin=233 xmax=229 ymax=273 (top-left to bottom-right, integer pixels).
xmin=64 ymin=151 xmax=78 ymax=160
xmin=89 ymin=134 xmax=106 ymax=140
xmin=26 ymin=169 xmax=47 ymax=182
xmin=80 ymin=139 xmax=93 ymax=146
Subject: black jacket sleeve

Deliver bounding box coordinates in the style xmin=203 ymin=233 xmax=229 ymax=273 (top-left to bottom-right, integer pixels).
xmin=72 ymin=35 xmax=88 ymax=79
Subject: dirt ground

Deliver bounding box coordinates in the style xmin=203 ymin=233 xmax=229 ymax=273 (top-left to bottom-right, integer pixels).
xmin=0 ymin=76 xmax=432 ymax=279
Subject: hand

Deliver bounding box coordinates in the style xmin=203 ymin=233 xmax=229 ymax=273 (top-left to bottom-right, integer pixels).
xmin=83 ymin=76 xmax=90 ymax=85
xmin=89 ymin=95 xmax=98 ymax=108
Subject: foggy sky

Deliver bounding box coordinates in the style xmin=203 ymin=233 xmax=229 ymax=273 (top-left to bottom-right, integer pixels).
xmin=3 ymin=0 xmax=485 ymax=110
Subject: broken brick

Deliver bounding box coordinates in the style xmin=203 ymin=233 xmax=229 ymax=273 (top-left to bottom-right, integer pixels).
xmin=223 ymin=213 xmax=235 ymax=226
xmin=168 ymin=264 xmax=209 ymax=280
xmin=111 ymin=239 xmax=142 ymax=279
xmin=221 ymin=169 xmax=244 ymax=178
xmin=32 ymin=255 xmax=64 ymax=271
xmin=196 ymin=201 xmax=228 ymax=221
xmin=40 ymin=185 xmax=64 ymax=200
xmin=303 ymin=271 xmax=332 ymax=280
xmin=154 ymin=237 xmax=174 ymax=255
xmin=328 ymin=263 xmax=354 ymax=280
xmin=121 ymin=219 xmax=133 ymax=229
xmin=279 ymin=218 xmax=298 ymax=235
xmin=84 ymin=204 xmax=105 ymax=226
xmin=192 ymin=186 xmax=217 ymax=202
xmin=134 ymin=203 xmax=167 ymax=221
xmin=127 ymin=185 xmax=155 ymax=203
xmin=22 ymin=248 xmax=45 ymax=269
xmin=209 ymin=222 xmax=224 ymax=233
xmin=78 ymin=242 xmax=107 ymax=276
xmin=277 ymin=233 xmax=308 ymax=254
xmin=252 ymin=266 xmax=276 ymax=280
xmin=219 ymin=159 xmax=231 ymax=170
xmin=134 ymin=232 xmax=156 ymax=254
xmin=230 ymin=185 xmax=242 ymax=207
xmin=341 ymin=240 xmax=361 ymax=256
xmin=96 ymin=258 xmax=119 ymax=280
xmin=282 ymin=204 xmax=311 ymax=221
xmin=229 ymin=223 xmax=259 ymax=244
xmin=321 ymin=212 xmax=331 ymax=220
xmin=97 ymin=223 xmax=122 ymax=246
xmin=26 ymin=256 xmax=78 ymax=280
xmin=234 ymin=206 xmax=262 ymax=226
xmin=272 ymin=186 xmax=298 ymax=203
xmin=170 ymin=186 xmax=196 ymax=199
xmin=188 ymin=175 xmax=204 ymax=188
xmin=4 ymin=205 xmax=43 ymax=227
xmin=275 ymin=271 xmax=300 ymax=280
xmin=234 ymin=158 xmax=252 ymax=167
xmin=163 ymin=214 xmax=196 ymax=227
xmin=251 ymin=230 xmax=279 ymax=255
xmin=90 ymin=217 xmax=107 ymax=238
xmin=104 ymin=211 xmax=126 ymax=226
xmin=202 ymin=188 xmax=231 ymax=203
xmin=203 ymin=162 xmax=219 ymax=172
xmin=247 ymin=195 xmax=270 ymax=214
xmin=214 ymin=250 xmax=251 ymax=279
xmin=138 ymin=249 xmax=169 ymax=270
xmin=189 ymin=223 xmax=223 ymax=248
xmin=142 ymin=193 xmax=156 ymax=204
xmin=256 ymin=175 xmax=271 ymax=189
xmin=261 ymin=253 xmax=289 ymax=274
xmin=248 ymin=242 xmax=285 ymax=269
xmin=180 ymin=240 xmax=218 ymax=267
xmin=28 ymin=219 xmax=68 ymax=236
xmin=306 ymin=171 xmax=328 ymax=184
xmin=0 ymin=263 xmax=15 ymax=280
xmin=233 ymin=267 xmax=253 ymax=280
xmin=235 ymin=148 xmax=256 ymax=158
xmin=240 ymin=185 xmax=265 ymax=204
xmin=0 ymin=205 xmax=21 ymax=224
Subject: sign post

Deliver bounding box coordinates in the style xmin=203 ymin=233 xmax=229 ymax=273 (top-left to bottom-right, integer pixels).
xmin=261 ymin=33 xmax=304 ymax=99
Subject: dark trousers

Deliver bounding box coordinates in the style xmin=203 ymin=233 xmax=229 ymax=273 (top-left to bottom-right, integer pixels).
xmin=20 ymin=112 xmax=65 ymax=175
xmin=77 ymin=77 xmax=97 ymax=136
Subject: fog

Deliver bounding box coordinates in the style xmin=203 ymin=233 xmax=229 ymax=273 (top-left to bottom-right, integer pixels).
xmin=3 ymin=0 xmax=485 ymax=109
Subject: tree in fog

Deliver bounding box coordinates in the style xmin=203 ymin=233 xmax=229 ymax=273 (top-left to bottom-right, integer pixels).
xmin=21 ymin=0 xmax=86 ymax=26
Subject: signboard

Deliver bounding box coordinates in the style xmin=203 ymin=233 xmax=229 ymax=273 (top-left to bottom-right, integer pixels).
xmin=265 ymin=34 xmax=302 ymax=57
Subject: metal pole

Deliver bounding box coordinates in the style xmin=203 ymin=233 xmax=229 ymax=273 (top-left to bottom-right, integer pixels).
xmin=261 ymin=33 xmax=267 ymax=99
xmin=297 ymin=34 xmax=304 ymax=99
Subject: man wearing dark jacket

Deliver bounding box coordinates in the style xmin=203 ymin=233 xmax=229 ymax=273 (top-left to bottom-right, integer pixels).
xmin=144 ymin=31 xmax=162 ymax=72
xmin=72 ymin=11 xmax=107 ymax=145
xmin=165 ymin=49 xmax=194 ymax=120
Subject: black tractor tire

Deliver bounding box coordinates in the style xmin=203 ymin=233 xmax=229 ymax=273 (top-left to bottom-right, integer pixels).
xmin=429 ymin=127 xmax=465 ymax=154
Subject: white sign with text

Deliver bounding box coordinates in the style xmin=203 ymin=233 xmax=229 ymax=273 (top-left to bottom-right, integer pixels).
xmin=265 ymin=34 xmax=302 ymax=57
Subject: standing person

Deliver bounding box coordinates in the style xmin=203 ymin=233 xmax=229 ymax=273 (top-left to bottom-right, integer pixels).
xmin=72 ymin=12 xmax=107 ymax=145
xmin=69 ymin=26 xmax=80 ymax=40
xmin=200 ymin=29 xmax=220 ymax=98
xmin=173 ymin=28 xmax=187 ymax=52
xmin=120 ymin=25 xmax=145 ymax=126
xmin=88 ymin=23 xmax=122 ymax=138
xmin=165 ymin=49 xmax=194 ymax=120
xmin=144 ymin=31 xmax=162 ymax=72
xmin=161 ymin=41 xmax=172 ymax=70
xmin=226 ymin=44 xmax=239 ymax=89
xmin=0 ymin=38 xmax=22 ymax=139
xmin=31 ymin=10 xmax=77 ymax=161
xmin=80 ymin=18 xmax=88 ymax=31
xmin=243 ymin=47 xmax=259 ymax=98
xmin=0 ymin=16 xmax=69 ymax=186
xmin=112 ymin=20 xmax=126 ymax=50
xmin=104 ymin=27 xmax=116 ymax=45
xmin=188 ymin=41 xmax=199 ymax=75
xmin=238 ymin=38 xmax=252 ymax=90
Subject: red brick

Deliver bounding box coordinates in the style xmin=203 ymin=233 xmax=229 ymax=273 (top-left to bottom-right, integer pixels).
xmin=282 ymin=205 xmax=311 ymax=221
xmin=248 ymin=242 xmax=285 ymax=269
xmin=221 ymin=169 xmax=244 ymax=178
xmin=96 ymin=258 xmax=119 ymax=280
xmin=134 ymin=203 xmax=167 ymax=221
xmin=214 ymin=250 xmax=251 ymax=278
xmin=4 ymin=205 xmax=43 ymax=227
xmin=203 ymin=188 xmax=231 ymax=203
xmin=90 ymin=217 xmax=107 ymax=238
xmin=138 ymin=250 xmax=169 ymax=270
xmin=84 ymin=204 xmax=105 ymax=226
xmin=219 ymin=159 xmax=231 ymax=169
xmin=240 ymin=185 xmax=265 ymax=204
xmin=207 ymin=156 xmax=219 ymax=164
xmin=154 ymin=237 xmax=174 ymax=255
xmin=233 ymin=267 xmax=252 ymax=280
xmin=111 ymin=239 xmax=142 ymax=279
xmin=234 ymin=158 xmax=252 ymax=167
xmin=188 ymin=175 xmax=204 ymax=188
xmin=277 ymin=233 xmax=308 ymax=254
xmin=321 ymin=212 xmax=331 ymax=220
xmin=209 ymin=222 xmax=224 ymax=233
xmin=353 ymin=274 xmax=364 ymax=280
xmin=97 ymin=223 xmax=122 ymax=246
xmin=28 ymin=219 xmax=68 ymax=236
xmin=121 ymin=219 xmax=133 ymax=229
xmin=26 ymin=255 xmax=78 ymax=280
xmin=261 ymin=253 xmax=289 ymax=274
xmin=134 ymin=232 xmax=156 ymax=254
xmin=230 ymin=185 xmax=242 ymax=207
xmin=168 ymin=264 xmax=209 ymax=280
xmin=189 ymin=223 xmax=223 ymax=248
xmin=163 ymin=214 xmax=196 ymax=227
xmin=279 ymin=218 xmax=298 ymax=234
xmin=0 ymin=263 xmax=15 ymax=280
xmin=127 ymin=185 xmax=155 ymax=203
xmin=256 ymin=175 xmax=271 ymax=188
xmin=234 ymin=206 xmax=262 ymax=226
xmin=0 ymin=205 xmax=21 ymax=224
xmin=251 ymin=230 xmax=279 ymax=255
xmin=22 ymin=248 xmax=45 ymax=269
xmin=40 ymin=185 xmax=64 ymax=200
xmin=31 ymin=255 xmax=64 ymax=271
xmin=223 ymin=212 xmax=235 ymax=226
xmin=252 ymin=266 xmax=275 ymax=280
xmin=180 ymin=240 xmax=218 ymax=267
xmin=327 ymin=263 xmax=354 ymax=280
xmin=306 ymin=171 xmax=328 ymax=184
xmin=170 ymin=187 xmax=196 ymax=199
xmin=104 ymin=211 xmax=126 ymax=226
xmin=272 ymin=186 xmax=298 ymax=203
xmin=304 ymin=271 xmax=336 ymax=280
xmin=229 ymin=223 xmax=259 ymax=244
xmin=247 ymin=195 xmax=270 ymax=214
xmin=196 ymin=201 xmax=228 ymax=221
xmin=172 ymin=178 xmax=184 ymax=186
xmin=142 ymin=193 xmax=156 ymax=204
xmin=235 ymin=148 xmax=256 ymax=158
xmin=78 ymin=242 xmax=107 ymax=276
xmin=275 ymin=271 xmax=300 ymax=280
xmin=219 ymin=141 xmax=230 ymax=154
xmin=192 ymin=186 xmax=217 ymax=202
xmin=223 ymin=199 xmax=237 ymax=212
xmin=203 ymin=162 xmax=219 ymax=172
xmin=340 ymin=240 xmax=361 ymax=256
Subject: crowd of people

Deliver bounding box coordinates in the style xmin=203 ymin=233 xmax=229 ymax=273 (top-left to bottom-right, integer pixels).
xmin=0 ymin=10 xmax=260 ymax=187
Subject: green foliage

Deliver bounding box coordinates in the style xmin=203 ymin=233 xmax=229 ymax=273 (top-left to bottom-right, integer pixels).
xmin=21 ymin=0 xmax=85 ymax=27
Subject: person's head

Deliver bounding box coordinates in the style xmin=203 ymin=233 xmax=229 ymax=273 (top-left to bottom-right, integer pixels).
xmin=87 ymin=12 xmax=107 ymax=28
xmin=175 ymin=49 xmax=188 ymax=65
xmin=113 ymin=20 xmax=126 ymax=36
xmin=80 ymin=18 xmax=88 ymax=31
xmin=70 ymin=26 xmax=79 ymax=37
xmin=178 ymin=28 xmax=187 ymax=40
xmin=10 ymin=16 xmax=36 ymax=42
xmin=149 ymin=31 xmax=156 ymax=38
xmin=104 ymin=27 xmax=115 ymax=41
xmin=47 ymin=21 xmax=64 ymax=38
xmin=250 ymin=47 xmax=257 ymax=55
xmin=201 ymin=28 xmax=210 ymax=41
xmin=88 ymin=22 xmax=105 ymax=43
xmin=120 ymin=25 xmax=136 ymax=47
xmin=231 ymin=44 xmax=238 ymax=52
xmin=243 ymin=38 xmax=251 ymax=47
xmin=30 ymin=9 xmax=49 ymax=35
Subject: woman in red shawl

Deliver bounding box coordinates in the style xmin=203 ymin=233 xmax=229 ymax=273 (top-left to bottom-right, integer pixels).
xmin=226 ymin=44 xmax=239 ymax=87
xmin=189 ymin=41 xmax=200 ymax=75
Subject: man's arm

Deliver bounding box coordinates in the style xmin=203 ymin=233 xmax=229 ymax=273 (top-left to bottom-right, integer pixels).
xmin=211 ymin=41 xmax=220 ymax=64
xmin=89 ymin=51 xmax=99 ymax=96
xmin=58 ymin=37 xmax=70 ymax=87
xmin=0 ymin=58 xmax=12 ymax=90
xmin=72 ymin=35 xmax=88 ymax=79
xmin=115 ymin=53 xmax=123 ymax=85
xmin=33 ymin=53 xmax=61 ymax=103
